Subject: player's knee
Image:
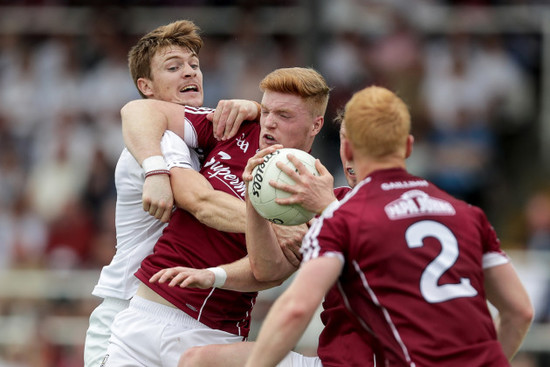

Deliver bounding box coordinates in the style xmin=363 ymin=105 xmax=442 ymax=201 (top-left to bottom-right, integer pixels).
xmin=179 ymin=346 xmax=205 ymax=367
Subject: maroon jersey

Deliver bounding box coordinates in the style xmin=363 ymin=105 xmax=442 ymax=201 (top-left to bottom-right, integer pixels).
xmin=136 ymin=112 xmax=260 ymax=337
xmin=316 ymin=186 xmax=379 ymax=366
xmin=303 ymin=168 xmax=510 ymax=366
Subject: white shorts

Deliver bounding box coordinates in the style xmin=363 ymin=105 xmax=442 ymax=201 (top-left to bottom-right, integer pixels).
xmin=84 ymin=297 xmax=130 ymax=367
xmin=278 ymin=351 xmax=323 ymax=367
xmin=102 ymin=296 xmax=243 ymax=367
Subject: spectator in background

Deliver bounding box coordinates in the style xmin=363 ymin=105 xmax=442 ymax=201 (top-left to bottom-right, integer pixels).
xmin=419 ymin=31 xmax=534 ymax=209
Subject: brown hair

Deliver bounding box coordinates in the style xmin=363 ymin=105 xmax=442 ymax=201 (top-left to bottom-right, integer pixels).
xmin=259 ymin=67 xmax=330 ymax=117
xmin=344 ymin=86 xmax=410 ymax=158
xmin=128 ymin=20 xmax=203 ymax=98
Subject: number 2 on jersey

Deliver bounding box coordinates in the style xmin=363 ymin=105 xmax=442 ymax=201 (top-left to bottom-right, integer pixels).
xmin=405 ymin=220 xmax=478 ymax=303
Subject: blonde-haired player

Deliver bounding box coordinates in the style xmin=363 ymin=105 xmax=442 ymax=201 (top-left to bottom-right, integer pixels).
xmin=244 ymin=86 xmax=533 ymax=366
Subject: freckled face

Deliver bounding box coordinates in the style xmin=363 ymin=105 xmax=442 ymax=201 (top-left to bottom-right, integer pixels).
xmin=259 ymin=90 xmax=320 ymax=152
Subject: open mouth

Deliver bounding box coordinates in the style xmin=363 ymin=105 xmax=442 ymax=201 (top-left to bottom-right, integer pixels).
xmin=180 ymin=85 xmax=198 ymax=93
xmin=347 ymin=167 xmax=356 ymax=176
xmin=263 ymin=134 xmax=277 ymax=144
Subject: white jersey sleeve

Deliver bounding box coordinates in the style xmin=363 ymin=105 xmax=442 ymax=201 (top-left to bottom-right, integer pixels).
xmin=162 ymin=130 xmax=200 ymax=171
xmin=92 ymin=131 xmax=199 ymax=300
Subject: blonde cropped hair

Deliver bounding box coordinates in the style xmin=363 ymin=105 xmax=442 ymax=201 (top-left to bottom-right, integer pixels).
xmin=344 ymin=86 xmax=410 ymax=158
xmin=128 ymin=20 xmax=203 ymax=98
xmin=260 ymin=67 xmax=330 ymax=117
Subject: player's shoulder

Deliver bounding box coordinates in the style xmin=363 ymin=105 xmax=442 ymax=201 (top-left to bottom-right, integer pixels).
xmin=185 ymin=105 xmax=215 ymax=115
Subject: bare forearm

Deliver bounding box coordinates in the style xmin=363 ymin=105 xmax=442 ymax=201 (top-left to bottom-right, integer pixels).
xmin=220 ymin=258 xmax=285 ymax=292
xmin=246 ymin=293 xmax=312 ymax=367
xmin=484 ymin=263 xmax=534 ymax=361
xmin=188 ymin=191 xmax=247 ymax=233
xmin=495 ymin=313 xmax=532 ymax=360
xmin=150 ymin=258 xmax=284 ymax=292
xmin=246 ymin=199 xmax=296 ymax=281
xmin=245 ymin=260 xmax=337 ymax=367
xmin=172 ymin=168 xmax=246 ymax=233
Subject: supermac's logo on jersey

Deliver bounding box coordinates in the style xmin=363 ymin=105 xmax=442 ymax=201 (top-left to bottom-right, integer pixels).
xmin=203 ymin=151 xmax=247 ymax=198
xmin=384 ymin=190 xmax=455 ymax=220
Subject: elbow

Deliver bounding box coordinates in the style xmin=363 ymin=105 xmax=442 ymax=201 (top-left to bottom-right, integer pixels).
xmin=250 ymin=259 xmax=288 ymax=283
xmin=280 ymin=297 xmax=312 ymax=325
xmin=121 ymin=99 xmax=141 ymax=118
xmin=516 ymin=296 xmax=535 ymax=328
xmin=184 ymin=199 xmax=214 ymax=225
xmin=520 ymin=303 xmax=535 ymax=328
xmin=500 ymin=301 xmax=535 ymax=333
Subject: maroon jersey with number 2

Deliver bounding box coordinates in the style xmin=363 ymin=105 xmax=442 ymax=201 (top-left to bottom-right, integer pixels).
xmin=302 ymin=168 xmax=510 ymax=367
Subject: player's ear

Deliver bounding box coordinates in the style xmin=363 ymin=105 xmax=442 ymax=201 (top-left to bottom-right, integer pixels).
xmin=405 ymin=134 xmax=414 ymax=159
xmin=343 ymin=136 xmax=354 ymax=163
xmin=311 ymin=115 xmax=324 ymax=136
xmin=137 ymin=77 xmax=154 ymax=98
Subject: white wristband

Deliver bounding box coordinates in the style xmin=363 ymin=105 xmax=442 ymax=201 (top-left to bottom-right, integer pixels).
xmin=207 ymin=267 xmax=227 ymax=288
xmin=142 ymin=155 xmax=168 ymax=174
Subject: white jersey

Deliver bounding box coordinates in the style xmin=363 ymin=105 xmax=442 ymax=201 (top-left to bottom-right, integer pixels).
xmin=92 ymin=130 xmax=200 ymax=300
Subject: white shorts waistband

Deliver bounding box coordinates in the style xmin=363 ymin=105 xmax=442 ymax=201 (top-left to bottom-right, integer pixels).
xmin=129 ymin=295 xmax=209 ymax=330
xmin=102 ymin=296 xmax=131 ymax=309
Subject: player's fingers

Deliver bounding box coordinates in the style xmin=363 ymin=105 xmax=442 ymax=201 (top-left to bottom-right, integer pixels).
xmin=226 ymin=113 xmax=245 ymax=140
xmin=287 ymin=154 xmax=311 ymax=176
xmin=169 ymin=273 xmax=188 ymax=287
xmin=281 ymin=245 xmax=301 ymax=267
xmin=222 ymin=109 xmax=244 ymax=140
xmin=213 ymin=101 xmax=232 ymax=139
xmin=149 ymin=269 xmax=166 ymax=283
xmin=270 ymin=179 xmax=296 ymax=193
xmin=150 ymin=206 xmax=161 ymax=220
xmin=276 ymin=161 xmax=301 ymax=180
xmin=256 ymin=144 xmax=283 ymax=159
xmin=179 ymin=276 xmax=197 ymax=289
xmin=159 ymin=269 xmax=180 ymax=283
xmin=143 ymin=199 xmax=151 ymax=213
xmin=314 ymin=159 xmax=329 ymax=175
xmin=160 ymin=209 xmax=171 ymax=223
xmin=275 ymin=195 xmax=299 ymax=205
xmin=248 ymin=145 xmax=283 ymax=174
xmin=220 ymin=107 xmax=239 ymax=139
xmin=244 ymin=147 xmax=281 ymax=180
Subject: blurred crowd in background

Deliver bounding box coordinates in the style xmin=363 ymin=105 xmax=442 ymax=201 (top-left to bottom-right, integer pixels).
xmin=0 ymin=1 xmax=549 ymax=366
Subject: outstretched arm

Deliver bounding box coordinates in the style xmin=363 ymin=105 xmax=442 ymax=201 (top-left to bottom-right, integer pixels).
xmin=484 ymin=262 xmax=533 ymax=361
xmin=150 ymin=256 xmax=285 ymax=292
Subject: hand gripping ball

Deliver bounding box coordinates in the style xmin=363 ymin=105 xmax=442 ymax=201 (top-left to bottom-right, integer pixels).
xmin=248 ymin=148 xmax=319 ymax=226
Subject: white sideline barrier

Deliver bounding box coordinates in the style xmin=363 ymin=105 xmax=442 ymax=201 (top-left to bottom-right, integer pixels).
xmin=0 ymin=251 xmax=548 ymax=354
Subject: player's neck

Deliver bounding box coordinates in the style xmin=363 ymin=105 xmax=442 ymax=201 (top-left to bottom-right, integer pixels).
xmin=354 ymin=156 xmax=406 ymax=181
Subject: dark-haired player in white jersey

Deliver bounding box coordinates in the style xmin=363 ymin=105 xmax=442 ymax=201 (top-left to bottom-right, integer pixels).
xmin=83 ymin=20 xmax=261 ymax=367
xmin=102 ymin=67 xmax=329 ymax=366
xmin=244 ymin=86 xmax=534 ymax=367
